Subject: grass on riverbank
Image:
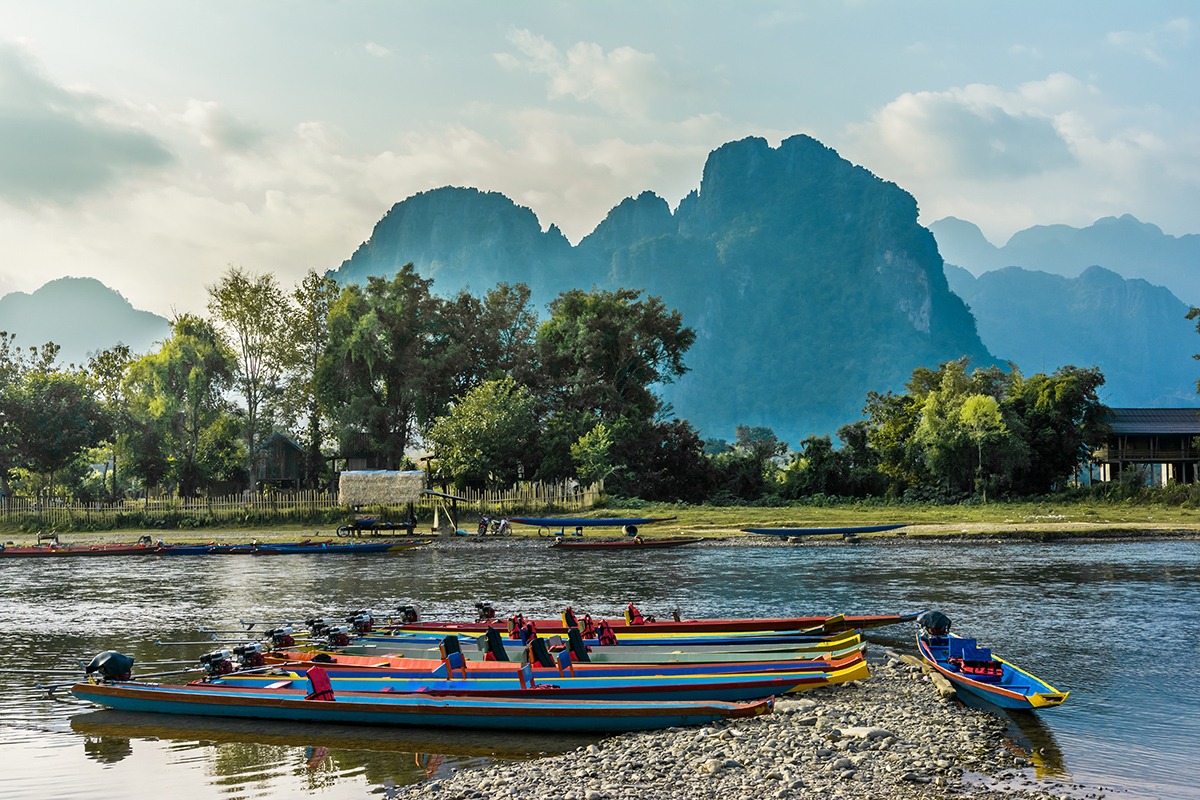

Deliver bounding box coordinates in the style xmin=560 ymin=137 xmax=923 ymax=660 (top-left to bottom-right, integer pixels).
xmin=6 ymin=496 xmax=1199 ymax=546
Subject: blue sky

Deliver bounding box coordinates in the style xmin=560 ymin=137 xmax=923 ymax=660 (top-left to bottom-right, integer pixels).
xmin=0 ymin=1 xmax=1195 ymax=315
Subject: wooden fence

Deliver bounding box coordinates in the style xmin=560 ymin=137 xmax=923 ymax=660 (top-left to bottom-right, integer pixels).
xmin=0 ymin=480 xmax=605 ymax=532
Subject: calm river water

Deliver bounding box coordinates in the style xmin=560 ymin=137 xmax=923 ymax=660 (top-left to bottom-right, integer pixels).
xmin=1 ymin=538 xmax=1198 ymax=799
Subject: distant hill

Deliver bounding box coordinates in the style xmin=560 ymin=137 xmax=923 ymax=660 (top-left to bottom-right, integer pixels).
xmin=331 ymin=134 xmax=997 ymax=442
xmin=945 ymin=264 xmax=1199 ymax=407
xmin=929 ymin=215 xmax=1199 ymax=305
xmin=0 ymin=277 xmax=169 ymax=366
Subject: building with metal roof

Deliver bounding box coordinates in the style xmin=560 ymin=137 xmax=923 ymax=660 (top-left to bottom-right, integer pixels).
xmin=1093 ymin=408 xmax=1200 ymax=484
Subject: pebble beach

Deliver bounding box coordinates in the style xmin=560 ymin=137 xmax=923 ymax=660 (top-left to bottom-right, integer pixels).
xmin=390 ymin=650 xmax=1107 ymax=800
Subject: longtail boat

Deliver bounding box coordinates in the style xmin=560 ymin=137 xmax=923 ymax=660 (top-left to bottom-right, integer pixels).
xmin=156 ymin=539 xmax=430 ymax=555
xmin=550 ymin=536 xmax=703 ymax=550
xmin=268 ymin=644 xmax=869 ymax=681
xmin=914 ymin=611 xmax=1068 ymax=711
xmin=388 ymin=606 xmax=921 ymax=636
xmin=206 ymin=665 xmax=829 ymax=703
xmin=333 ymin=629 xmax=866 ymax=664
xmin=71 ymin=675 xmax=774 ymax=733
xmin=0 ymin=542 xmax=157 ymax=558
xmin=741 ymin=524 xmax=906 ymax=537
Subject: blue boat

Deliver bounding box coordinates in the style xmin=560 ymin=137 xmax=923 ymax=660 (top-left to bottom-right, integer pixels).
xmin=71 ymin=675 xmax=773 ymax=732
xmin=741 ymin=524 xmax=906 ymax=537
xmin=914 ymin=611 xmax=1068 ymax=711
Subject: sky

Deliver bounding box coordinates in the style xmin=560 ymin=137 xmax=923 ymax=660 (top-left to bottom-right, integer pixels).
xmin=0 ymin=1 xmax=1196 ymax=317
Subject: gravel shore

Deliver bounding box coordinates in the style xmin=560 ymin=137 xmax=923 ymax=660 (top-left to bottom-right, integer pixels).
xmin=389 ymin=650 xmax=1108 ymax=800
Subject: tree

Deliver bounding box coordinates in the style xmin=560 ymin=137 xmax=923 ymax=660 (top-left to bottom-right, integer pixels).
xmin=1002 ymin=366 xmax=1107 ymax=494
xmin=86 ymin=344 xmax=134 ymax=500
xmin=318 ymin=266 xmax=447 ymax=467
xmin=6 ymin=369 xmax=110 ymax=499
xmin=279 ymin=270 xmax=339 ymax=488
xmin=960 ymin=394 xmax=1007 ymax=501
xmin=125 ymin=314 xmax=242 ymax=496
xmin=536 ymin=288 xmax=695 ymax=425
xmin=571 ymin=421 xmax=617 ymax=485
xmin=425 ymin=377 xmax=539 ymax=489
xmin=208 ymin=266 xmax=288 ymax=484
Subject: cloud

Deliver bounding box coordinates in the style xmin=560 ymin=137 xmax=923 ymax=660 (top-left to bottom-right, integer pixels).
xmin=850 ymin=78 xmax=1078 ymax=183
xmin=364 ymin=42 xmax=391 ymax=58
xmin=845 ymin=73 xmax=1200 ymax=242
xmin=1106 ymin=18 xmax=1191 ymax=66
xmin=496 ymin=29 xmax=670 ymax=117
xmin=0 ymin=41 xmax=174 ymax=205
xmin=178 ymin=100 xmax=264 ymax=152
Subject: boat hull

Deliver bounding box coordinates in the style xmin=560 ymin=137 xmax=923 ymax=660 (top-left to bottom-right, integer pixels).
xmin=71 ymin=681 xmax=773 ymax=732
xmin=741 ymin=524 xmax=906 ymax=537
xmin=551 ymin=537 xmax=703 ymax=550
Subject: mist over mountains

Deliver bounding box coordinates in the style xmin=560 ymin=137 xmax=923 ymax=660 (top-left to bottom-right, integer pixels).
xmin=2 ymin=134 xmax=1196 ymax=442
xmin=0 ymin=277 xmax=169 ymax=366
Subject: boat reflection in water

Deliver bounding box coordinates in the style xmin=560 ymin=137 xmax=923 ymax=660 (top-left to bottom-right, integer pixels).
xmin=71 ymin=709 xmax=596 ymax=789
xmin=946 ymin=683 xmax=1067 ymax=778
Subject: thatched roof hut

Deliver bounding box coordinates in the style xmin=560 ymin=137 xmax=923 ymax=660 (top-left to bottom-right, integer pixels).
xmin=338 ymin=470 xmax=425 ymax=507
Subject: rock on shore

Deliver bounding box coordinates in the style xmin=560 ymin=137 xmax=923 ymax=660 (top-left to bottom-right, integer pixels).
xmin=390 ymin=652 xmax=1101 ymax=799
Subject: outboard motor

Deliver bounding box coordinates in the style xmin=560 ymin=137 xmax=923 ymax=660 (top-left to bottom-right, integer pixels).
xmin=917 ymin=610 xmax=953 ymax=637
xmin=348 ymin=612 xmax=374 ymax=634
xmin=265 ymin=626 xmax=295 ymax=649
xmin=325 ymin=625 xmax=351 ymax=647
xmin=306 ymin=617 xmax=331 ymax=636
xmin=397 ymin=604 xmax=420 ymax=624
xmin=198 ymin=649 xmax=235 ymax=676
xmin=85 ymin=651 xmax=135 ymax=683
xmin=475 ymin=601 xmax=496 ymax=621
xmin=233 ymin=642 xmax=265 ymax=668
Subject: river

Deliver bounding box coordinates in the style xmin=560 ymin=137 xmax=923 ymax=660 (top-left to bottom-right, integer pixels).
xmin=1 ymin=537 xmax=1197 ymax=799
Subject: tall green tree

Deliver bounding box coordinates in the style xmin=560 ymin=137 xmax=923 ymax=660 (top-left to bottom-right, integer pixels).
xmin=318 ymin=266 xmax=447 ymax=467
xmin=86 ymin=344 xmax=134 ymax=500
xmin=279 ymin=270 xmax=340 ymax=488
xmin=208 ymin=266 xmax=288 ymax=484
xmin=1002 ymin=366 xmax=1108 ymax=494
xmin=125 ymin=314 xmax=241 ymax=496
xmin=536 ymin=288 xmax=695 ymax=425
xmin=960 ymin=394 xmax=1007 ymax=501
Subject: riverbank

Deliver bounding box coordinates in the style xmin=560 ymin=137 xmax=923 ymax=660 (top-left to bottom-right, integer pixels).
xmin=389 ymin=650 xmax=1102 ymax=800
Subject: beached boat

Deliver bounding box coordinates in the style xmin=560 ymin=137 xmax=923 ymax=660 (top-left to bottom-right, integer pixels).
xmin=206 ymin=664 xmax=828 ymax=703
xmin=740 ymin=524 xmax=906 ymax=537
xmin=914 ymin=611 xmax=1068 ymax=710
xmin=387 ymin=606 xmax=920 ymax=636
xmin=71 ymin=674 xmax=774 ymax=733
xmin=550 ymin=536 xmax=703 ymax=550
xmin=329 ymin=629 xmax=866 ymax=664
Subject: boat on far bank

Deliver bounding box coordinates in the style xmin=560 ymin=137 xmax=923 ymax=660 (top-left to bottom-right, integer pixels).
xmin=550 ymin=536 xmax=703 ymax=550
xmin=741 ymin=524 xmax=906 ymax=537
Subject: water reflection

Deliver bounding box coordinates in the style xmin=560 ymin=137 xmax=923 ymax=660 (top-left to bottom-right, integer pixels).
xmin=70 ymin=709 xmax=596 ymax=791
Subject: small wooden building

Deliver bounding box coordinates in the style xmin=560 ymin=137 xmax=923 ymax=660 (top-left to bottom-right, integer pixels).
xmin=257 ymin=432 xmax=306 ymax=489
xmin=1092 ymin=408 xmax=1200 ymax=485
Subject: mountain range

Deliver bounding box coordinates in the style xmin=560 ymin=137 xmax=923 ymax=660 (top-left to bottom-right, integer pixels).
xmin=0 ymin=277 xmax=169 ymax=367
xmin=1 ymin=134 xmax=1196 ymax=442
